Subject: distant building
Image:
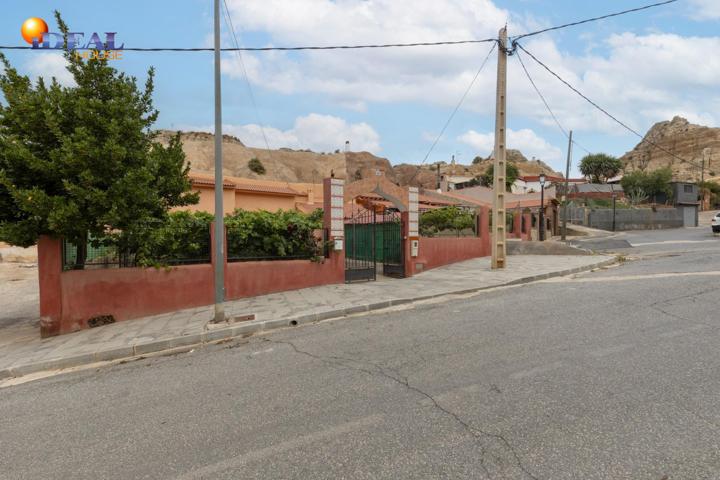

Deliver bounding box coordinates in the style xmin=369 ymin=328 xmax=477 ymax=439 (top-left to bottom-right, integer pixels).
xmin=513 ymin=175 xmax=585 ymax=194
xmin=184 ymin=172 xmax=323 ymax=215
xmin=440 ymin=174 xmax=476 ymax=192
xmin=568 ymin=183 xmax=624 ymax=202
xmin=669 ymin=182 xmax=699 ymax=227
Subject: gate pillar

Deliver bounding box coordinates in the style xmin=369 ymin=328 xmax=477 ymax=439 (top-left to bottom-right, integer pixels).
xmin=323 ymin=178 xmax=345 ymax=281
xmin=403 ymin=187 xmax=420 ymax=277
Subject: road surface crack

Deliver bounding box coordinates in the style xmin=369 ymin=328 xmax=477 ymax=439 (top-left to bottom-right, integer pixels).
xmin=262 ymin=337 xmax=539 ymax=480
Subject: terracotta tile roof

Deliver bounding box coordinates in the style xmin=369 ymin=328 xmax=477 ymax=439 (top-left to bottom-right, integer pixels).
xmin=295 ymin=202 xmax=323 ymax=214
xmin=190 ymin=176 xmax=236 ymax=189
xmin=233 ymin=183 xmax=300 ymax=196
xmin=447 ymin=185 xmax=558 ymax=209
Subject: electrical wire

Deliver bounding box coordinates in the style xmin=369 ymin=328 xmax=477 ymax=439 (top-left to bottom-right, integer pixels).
xmin=406 ymin=42 xmax=497 ymax=186
xmin=0 ymin=39 xmax=497 ymax=52
xmin=511 ymin=0 xmax=678 ymax=42
xmin=515 ymin=48 xmax=591 ymax=156
xmin=221 ymin=0 xmax=272 ymax=153
xmin=513 ymin=42 xmax=704 ymax=171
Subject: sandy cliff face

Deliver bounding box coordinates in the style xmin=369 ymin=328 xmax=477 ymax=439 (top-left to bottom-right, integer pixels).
xmin=158 ymin=130 xmax=561 ymax=187
xmin=620 ymin=116 xmax=720 ymax=181
xmin=156 ymin=130 xmax=347 ymax=183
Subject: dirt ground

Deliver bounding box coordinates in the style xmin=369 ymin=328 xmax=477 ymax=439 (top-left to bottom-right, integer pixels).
xmin=0 ymin=263 xmax=39 ymax=345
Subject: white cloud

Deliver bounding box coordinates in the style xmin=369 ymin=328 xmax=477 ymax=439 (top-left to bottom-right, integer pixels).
xmin=182 ymin=113 xmax=381 ymax=153
xmin=222 ymin=0 xmax=512 ymax=110
xmin=24 ymin=52 xmax=75 ymax=87
xmin=459 ymin=128 xmax=563 ymax=165
xmin=220 ymin=0 xmax=720 ymax=140
xmin=689 ymin=0 xmax=720 ymax=20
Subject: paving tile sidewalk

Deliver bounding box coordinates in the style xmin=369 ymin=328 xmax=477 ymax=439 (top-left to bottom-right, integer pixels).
xmin=0 ymin=254 xmax=614 ymax=379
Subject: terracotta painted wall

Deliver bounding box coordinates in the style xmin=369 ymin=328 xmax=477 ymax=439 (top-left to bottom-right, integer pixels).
xmin=225 ymin=254 xmax=344 ymax=300
xmin=59 ymin=264 xmax=215 ymax=335
xmin=234 ymin=192 xmax=298 ymax=212
xmin=406 ymin=236 xmax=490 ymax=276
xmin=181 ymin=186 xmax=236 ymax=215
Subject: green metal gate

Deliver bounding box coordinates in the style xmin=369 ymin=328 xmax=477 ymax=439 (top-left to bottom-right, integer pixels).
xmin=381 ymin=210 xmax=405 ymax=278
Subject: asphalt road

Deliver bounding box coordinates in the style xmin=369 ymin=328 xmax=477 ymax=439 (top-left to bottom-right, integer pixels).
xmin=2 ymin=226 xmax=719 ymax=479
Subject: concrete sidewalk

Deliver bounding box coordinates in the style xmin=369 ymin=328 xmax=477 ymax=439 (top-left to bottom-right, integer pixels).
xmin=0 ymin=254 xmax=614 ymax=380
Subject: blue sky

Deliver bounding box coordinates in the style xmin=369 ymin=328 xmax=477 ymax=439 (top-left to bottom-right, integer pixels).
xmin=1 ymin=0 xmax=718 ymax=175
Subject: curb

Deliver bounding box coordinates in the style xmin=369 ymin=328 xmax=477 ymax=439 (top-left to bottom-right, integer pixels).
xmin=0 ymin=257 xmax=617 ymax=381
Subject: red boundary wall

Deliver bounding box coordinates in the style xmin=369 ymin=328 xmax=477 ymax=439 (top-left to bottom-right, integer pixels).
xmin=37 ymin=178 xmax=346 ymax=337
xmin=403 ymin=206 xmax=492 ymax=277
xmin=37 ymin=236 xmax=345 ymax=337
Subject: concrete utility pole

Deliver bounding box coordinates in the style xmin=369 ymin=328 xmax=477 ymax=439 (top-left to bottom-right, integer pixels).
xmin=491 ymin=27 xmax=508 ymax=269
xmin=561 ymin=130 xmax=573 ymax=241
xmin=701 ymin=148 xmax=710 ymax=211
xmin=213 ymin=0 xmax=225 ymax=323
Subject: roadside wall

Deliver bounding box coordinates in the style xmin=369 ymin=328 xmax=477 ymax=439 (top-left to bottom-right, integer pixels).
xmin=408 ymin=237 xmax=490 ymax=275
xmin=37 ymin=178 xmax=346 ymax=337
xmin=567 ymin=206 xmax=684 ymax=231
xmin=225 ymin=256 xmax=344 ymax=299
xmin=404 ymin=206 xmax=491 ymax=277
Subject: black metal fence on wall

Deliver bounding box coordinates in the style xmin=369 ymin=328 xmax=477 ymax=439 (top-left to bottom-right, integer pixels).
xmin=61 ymin=232 xmax=212 ymax=271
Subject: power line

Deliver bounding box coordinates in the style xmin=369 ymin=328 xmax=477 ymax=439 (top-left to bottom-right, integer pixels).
xmin=0 ymin=38 xmax=497 ymax=53
xmin=221 ymin=0 xmax=272 ymax=153
xmin=513 ymin=42 xmax=703 ymax=171
xmin=511 ymin=0 xmax=678 ymax=43
xmin=407 ymin=42 xmax=497 ymax=186
xmin=514 ymin=48 xmax=591 ymax=156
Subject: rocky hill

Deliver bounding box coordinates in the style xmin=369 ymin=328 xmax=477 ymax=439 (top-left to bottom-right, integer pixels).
xmin=158 ymin=130 xmax=560 ymax=187
xmin=393 ymin=150 xmax=561 ymax=189
xmin=157 ymin=130 xmax=347 ymax=183
xmin=620 ymin=116 xmax=720 ymax=182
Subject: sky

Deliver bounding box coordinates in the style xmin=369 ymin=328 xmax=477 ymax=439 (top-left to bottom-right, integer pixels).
xmin=1 ymin=0 xmax=719 ymax=176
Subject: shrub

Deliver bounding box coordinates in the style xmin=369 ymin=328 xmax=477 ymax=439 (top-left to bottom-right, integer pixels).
xmin=420 ymin=206 xmax=475 ymax=237
xmin=133 ymin=211 xmax=213 ymax=266
xmin=225 ymin=209 xmax=323 ymax=259
xmin=248 ymin=158 xmax=266 ymax=175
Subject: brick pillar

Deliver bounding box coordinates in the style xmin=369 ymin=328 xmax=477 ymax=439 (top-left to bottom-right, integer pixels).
xmin=513 ymin=212 xmax=522 ymax=239
xmin=479 ymin=206 xmax=490 ymax=255
xmin=38 ymin=236 xmax=63 ymax=338
xmin=522 ymin=212 xmax=532 ymax=241
xmin=323 ymin=178 xmax=345 ymax=281
xmin=405 ymin=187 xmax=419 ymax=277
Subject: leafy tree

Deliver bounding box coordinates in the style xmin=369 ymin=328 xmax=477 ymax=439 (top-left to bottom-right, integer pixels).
xmin=0 ymin=11 xmax=198 ymax=267
xmin=620 ymin=167 xmax=673 ymax=204
xmin=472 ymin=156 xmax=483 ymax=165
xmin=699 ymin=181 xmax=720 ymax=207
xmin=479 ymin=163 xmax=520 ymax=191
xmin=579 ymin=153 xmax=623 ymax=183
xmin=248 ymin=157 xmax=266 ymax=175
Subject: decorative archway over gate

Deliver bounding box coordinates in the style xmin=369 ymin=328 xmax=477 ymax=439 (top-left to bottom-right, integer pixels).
xmin=343 ymin=177 xmax=418 ymax=282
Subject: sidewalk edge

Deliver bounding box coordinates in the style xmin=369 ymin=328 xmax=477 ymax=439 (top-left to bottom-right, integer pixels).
xmin=0 ymin=256 xmax=616 ymax=381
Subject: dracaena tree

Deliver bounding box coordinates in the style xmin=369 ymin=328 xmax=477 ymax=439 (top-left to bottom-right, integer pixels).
xmin=0 ymin=11 xmax=198 ymax=266
xmin=579 ymin=153 xmax=623 ymax=184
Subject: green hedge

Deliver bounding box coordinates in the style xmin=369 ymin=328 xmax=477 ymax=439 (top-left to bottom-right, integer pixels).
xmin=117 ymin=208 xmax=323 ymax=267
xmin=225 ymin=209 xmax=323 ymax=260
xmin=420 ymin=206 xmax=475 ymax=237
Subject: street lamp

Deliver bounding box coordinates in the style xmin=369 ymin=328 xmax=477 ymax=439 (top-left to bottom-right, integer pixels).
xmin=539 ymin=173 xmax=546 ymax=241
xmin=611 ymin=184 xmax=617 ymax=232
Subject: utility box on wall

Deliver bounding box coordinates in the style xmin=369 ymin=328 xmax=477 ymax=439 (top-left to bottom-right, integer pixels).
xmin=410 ymin=239 xmax=419 ymax=257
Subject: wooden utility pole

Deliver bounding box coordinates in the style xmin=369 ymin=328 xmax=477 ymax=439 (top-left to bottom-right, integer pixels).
xmin=561 ymin=130 xmax=573 ymax=241
xmin=491 ymin=27 xmax=508 ymax=269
